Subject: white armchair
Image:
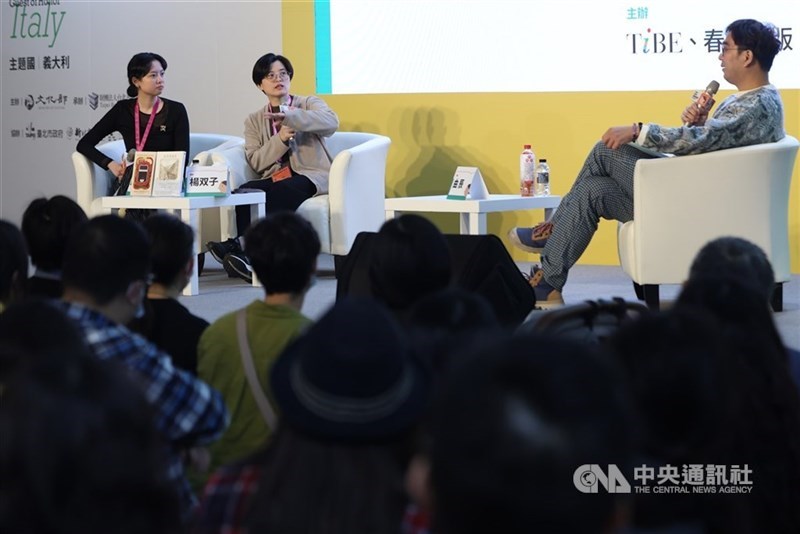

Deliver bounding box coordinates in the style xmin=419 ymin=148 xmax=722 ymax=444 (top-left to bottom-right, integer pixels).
xmin=198 ymin=131 xmax=392 ymax=258
xmin=617 ymin=135 xmax=799 ymax=311
xmin=71 ymin=133 xmax=244 ymax=244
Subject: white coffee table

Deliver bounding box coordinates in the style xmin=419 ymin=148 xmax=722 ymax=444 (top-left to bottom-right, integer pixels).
xmin=98 ymin=192 xmax=266 ymax=296
xmin=384 ymin=194 xmax=561 ymax=235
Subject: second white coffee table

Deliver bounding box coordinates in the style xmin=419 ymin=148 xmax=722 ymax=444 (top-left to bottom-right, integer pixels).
xmin=384 ymin=194 xmax=561 ymax=235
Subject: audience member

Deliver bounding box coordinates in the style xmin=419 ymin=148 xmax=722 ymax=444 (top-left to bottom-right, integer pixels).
xmin=402 ymin=290 xmax=502 ymax=533
xmin=197 ymin=212 xmax=320 ymax=477
xmin=193 ymin=298 xmax=431 ymax=534
xmin=369 ymin=214 xmax=452 ymax=324
xmin=0 ymin=220 xmax=28 ymax=312
xmin=611 ymin=308 xmax=742 ymax=532
xmin=129 ymin=213 xmax=208 ymax=373
xmin=684 ymin=236 xmax=800 ymax=387
xmin=58 ymin=215 xmax=228 ymax=519
xmin=427 ymin=334 xmax=635 ymax=534
xmin=20 ymin=195 xmax=87 ymax=299
xmin=612 ymin=301 xmax=800 ymax=533
xmin=0 ymin=300 xmax=182 ymax=533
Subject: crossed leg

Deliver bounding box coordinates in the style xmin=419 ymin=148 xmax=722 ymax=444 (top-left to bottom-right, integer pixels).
xmin=539 ymin=142 xmax=653 ymax=291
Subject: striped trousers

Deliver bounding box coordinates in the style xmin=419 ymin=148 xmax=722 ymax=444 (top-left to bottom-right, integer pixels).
xmin=541 ymin=142 xmax=656 ymax=291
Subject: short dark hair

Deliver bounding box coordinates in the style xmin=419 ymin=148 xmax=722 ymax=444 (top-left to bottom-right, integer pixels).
xmin=726 ymin=19 xmax=781 ymax=72
xmin=0 ymin=220 xmax=28 ymax=305
xmin=127 ymin=52 xmax=168 ymax=98
xmin=431 ymin=334 xmax=635 ymax=534
xmin=244 ymin=212 xmax=320 ymax=295
xmin=688 ymin=236 xmax=774 ymax=302
xmin=62 ymin=215 xmax=151 ymax=305
xmin=252 ymin=53 xmax=294 ymax=86
xmin=141 ymin=214 xmax=193 ymax=287
xmin=21 ymin=196 xmax=87 ymax=272
xmin=369 ymin=215 xmax=452 ymax=312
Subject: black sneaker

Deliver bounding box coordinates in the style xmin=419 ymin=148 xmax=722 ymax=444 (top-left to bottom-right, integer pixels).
xmin=207 ymin=238 xmax=243 ymax=264
xmin=223 ymin=252 xmax=253 ymax=284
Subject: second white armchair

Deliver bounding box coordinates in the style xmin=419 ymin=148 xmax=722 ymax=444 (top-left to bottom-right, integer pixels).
xmin=197 ymin=131 xmax=392 ymax=258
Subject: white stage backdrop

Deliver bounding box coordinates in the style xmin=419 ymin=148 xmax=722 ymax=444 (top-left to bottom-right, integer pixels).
xmin=317 ymin=0 xmax=799 ymax=94
xmin=1 ymin=0 xmax=282 ymax=224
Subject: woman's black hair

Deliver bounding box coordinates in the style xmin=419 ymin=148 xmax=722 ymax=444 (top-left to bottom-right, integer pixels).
xmin=21 ymin=196 xmax=87 ymax=272
xmin=369 ymin=214 xmax=452 ymax=315
xmin=251 ymin=53 xmax=294 ymax=86
xmin=126 ymin=52 xmax=167 ymax=98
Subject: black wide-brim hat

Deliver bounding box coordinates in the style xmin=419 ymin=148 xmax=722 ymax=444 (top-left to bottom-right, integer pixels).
xmin=270 ymin=297 xmax=431 ymax=442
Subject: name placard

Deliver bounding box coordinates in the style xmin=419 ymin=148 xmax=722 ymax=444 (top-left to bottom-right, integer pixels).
xmin=185 ymin=164 xmax=230 ymax=197
xmin=446 ymin=166 xmax=489 ymax=200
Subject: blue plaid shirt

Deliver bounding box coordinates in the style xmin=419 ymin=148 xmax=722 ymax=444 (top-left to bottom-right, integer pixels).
xmin=59 ymin=301 xmax=229 ymax=516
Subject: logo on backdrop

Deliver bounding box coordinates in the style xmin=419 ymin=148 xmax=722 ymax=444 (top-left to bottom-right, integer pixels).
xmin=11 ymin=94 xmax=86 ymax=110
xmin=7 ymin=0 xmax=67 ymax=49
xmin=623 ymin=10 xmax=793 ymax=55
xmin=87 ymin=92 xmax=125 ymax=111
xmin=22 ymin=93 xmax=68 ymax=110
xmin=626 ymin=26 xmax=793 ymax=55
xmin=9 ymin=122 xmax=90 ymax=140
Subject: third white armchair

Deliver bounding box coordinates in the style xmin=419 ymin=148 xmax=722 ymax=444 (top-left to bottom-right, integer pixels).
xmin=617 ymin=135 xmax=799 ymax=311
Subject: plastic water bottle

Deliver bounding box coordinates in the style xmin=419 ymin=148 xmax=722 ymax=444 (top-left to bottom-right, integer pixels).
xmin=535 ymin=159 xmax=550 ymax=196
xmin=520 ymin=145 xmax=535 ymax=197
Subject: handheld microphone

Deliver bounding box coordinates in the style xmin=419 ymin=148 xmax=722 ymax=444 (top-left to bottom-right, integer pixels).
xmin=684 ymin=80 xmax=719 ymax=126
xmin=113 ymin=149 xmax=137 ymax=196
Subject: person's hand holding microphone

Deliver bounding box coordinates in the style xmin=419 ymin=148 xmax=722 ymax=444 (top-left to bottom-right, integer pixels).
xmin=682 ymin=80 xmax=719 ymax=126
xmin=264 ymin=105 xmax=296 ymax=146
xmin=108 ymin=149 xmax=135 ymax=180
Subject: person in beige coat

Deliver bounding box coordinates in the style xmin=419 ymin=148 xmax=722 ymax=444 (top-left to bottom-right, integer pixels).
xmin=208 ymin=53 xmax=339 ymax=282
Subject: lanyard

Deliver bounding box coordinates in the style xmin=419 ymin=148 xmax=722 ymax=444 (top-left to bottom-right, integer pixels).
xmin=134 ymin=96 xmax=160 ymax=152
xmin=269 ymin=95 xmax=292 ymax=137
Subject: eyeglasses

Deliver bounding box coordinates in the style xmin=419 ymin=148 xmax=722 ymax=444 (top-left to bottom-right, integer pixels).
xmin=265 ymin=70 xmax=290 ymax=81
xmin=721 ymin=44 xmax=746 ymax=53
